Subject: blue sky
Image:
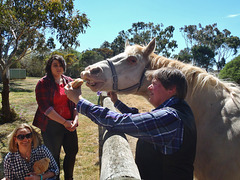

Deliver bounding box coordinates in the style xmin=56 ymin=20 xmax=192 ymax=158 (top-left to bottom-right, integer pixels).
xmin=71 ymin=0 xmax=239 ymax=60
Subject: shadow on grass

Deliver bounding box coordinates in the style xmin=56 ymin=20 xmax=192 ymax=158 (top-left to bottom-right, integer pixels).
xmin=0 ymin=151 xmax=7 ymax=178
xmin=0 ymin=82 xmax=34 ymax=93
xmin=9 ymin=82 xmax=34 ymax=92
xmin=0 ymin=130 xmax=11 ymax=178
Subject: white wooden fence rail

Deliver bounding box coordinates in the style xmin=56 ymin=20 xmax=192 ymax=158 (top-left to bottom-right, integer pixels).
xmin=98 ymin=94 xmax=141 ymax=180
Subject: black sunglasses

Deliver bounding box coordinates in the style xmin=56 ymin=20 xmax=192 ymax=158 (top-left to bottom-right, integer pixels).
xmin=16 ymin=132 xmax=32 ymax=140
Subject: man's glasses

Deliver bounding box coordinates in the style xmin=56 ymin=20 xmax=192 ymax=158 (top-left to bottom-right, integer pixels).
xmin=16 ymin=132 xmax=32 ymax=140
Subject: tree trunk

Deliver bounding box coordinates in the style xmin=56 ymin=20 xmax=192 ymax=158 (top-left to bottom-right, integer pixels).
xmin=1 ymin=70 xmax=11 ymax=123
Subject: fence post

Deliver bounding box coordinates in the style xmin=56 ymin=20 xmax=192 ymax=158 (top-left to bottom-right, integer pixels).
xmin=98 ymin=94 xmax=107 ymax=171
xmin=98 ymin=94 xmax=141 ymax=180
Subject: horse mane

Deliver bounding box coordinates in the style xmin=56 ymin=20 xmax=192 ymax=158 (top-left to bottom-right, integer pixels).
xmin=149 ymin=53 xmax=240 ymax=102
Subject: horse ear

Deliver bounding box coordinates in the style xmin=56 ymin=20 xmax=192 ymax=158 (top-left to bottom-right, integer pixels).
xmin=144 ymin=38 xmax=156 ymax=57
xmin=125 ymin=39 xmax=130 ymax=48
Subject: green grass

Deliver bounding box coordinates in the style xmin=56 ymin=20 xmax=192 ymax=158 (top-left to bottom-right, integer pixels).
xmin=0 ymin=77 xmax=100 ymax=180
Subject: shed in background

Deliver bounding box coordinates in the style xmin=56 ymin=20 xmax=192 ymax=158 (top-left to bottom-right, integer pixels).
xmin=9 ymin=69 xmax=26 ymax=79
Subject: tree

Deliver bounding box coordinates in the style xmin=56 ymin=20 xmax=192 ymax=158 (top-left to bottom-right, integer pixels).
xmin=20 ymin=48 xmax=82 ymax=77
xmin=110 ymin=22 xmax=178 ymax=57
xmin=180 ymin=23 xmax=240 ymax=71
xmin=80 ymin=50 xmax=103 ymax=69
xmin=92 ymin=47 xmax=113 ymax=59
xmin=174 ymin=48 xmax=192 ymax=63
xmin=93 ymin=41 xmax=114 ymax=59
xmin=110 ymin=31 xmax=127 ymax=56
xmin=20 ymin=51 xmax=48 ymax=77
xmin=58 ymin=48 xmax=83 ymax=78
xmin=100 ymin=41 xmax=111 ymax=49
xmin=219 ymin=55 xmax=240 ymax=84
xmin=191 ymin=45 xmax=215 ymax=71
xmin=0 ymin=0 xmax=89 ymax=123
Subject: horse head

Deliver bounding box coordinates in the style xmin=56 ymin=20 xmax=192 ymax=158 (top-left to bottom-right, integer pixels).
xmin=81 ymin=38 xmax=156 ymax=95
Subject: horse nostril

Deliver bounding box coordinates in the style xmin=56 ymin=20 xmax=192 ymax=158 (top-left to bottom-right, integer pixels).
xmin=90 ymin=67 xmax=101 ymax=75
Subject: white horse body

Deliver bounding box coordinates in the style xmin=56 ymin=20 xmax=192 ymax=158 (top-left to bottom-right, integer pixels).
xmin=81 ymin=38 xmax=240 ymax=180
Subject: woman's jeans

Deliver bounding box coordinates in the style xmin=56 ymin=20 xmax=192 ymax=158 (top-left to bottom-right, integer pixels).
xmin=42 ymin=120 xmax=78 ymax=180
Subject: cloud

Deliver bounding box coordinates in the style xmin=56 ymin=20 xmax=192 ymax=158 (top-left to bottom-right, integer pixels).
xmin=227 ymin=13 xmax=240 ymax=18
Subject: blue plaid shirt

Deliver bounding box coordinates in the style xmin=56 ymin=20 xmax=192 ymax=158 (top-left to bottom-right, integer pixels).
xmin=4 ymin=145 xmax=59 ymax=180
xmin=77 ymin=96 xmax=184 ymax=154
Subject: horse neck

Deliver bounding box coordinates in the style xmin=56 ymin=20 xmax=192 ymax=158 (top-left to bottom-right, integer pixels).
xmin=147 ymin=53 xmax=240 ymax=106
xmin=149 ymin=54 xmax=228 ymax=94
xmin=148 ymin=54 xmax=240 ymax=119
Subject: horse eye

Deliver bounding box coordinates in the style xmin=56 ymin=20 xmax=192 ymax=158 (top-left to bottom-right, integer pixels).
xmin=127 ymin=56 xmax=137 ymax=64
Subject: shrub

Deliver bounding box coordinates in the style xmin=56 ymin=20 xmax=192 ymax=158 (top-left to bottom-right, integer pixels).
xmin=219 ymin=55 xmax=240 ymax=84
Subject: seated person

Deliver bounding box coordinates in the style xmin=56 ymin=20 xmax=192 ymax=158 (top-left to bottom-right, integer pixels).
xmin=3 ymin=123 xmax=59 ymax=180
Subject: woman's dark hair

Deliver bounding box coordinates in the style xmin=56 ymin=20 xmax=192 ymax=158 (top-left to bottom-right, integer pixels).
xmin=150 ymin=67 xmax=188 ymax=99
xmin=45 ymin=54 xmax=66 ymax=79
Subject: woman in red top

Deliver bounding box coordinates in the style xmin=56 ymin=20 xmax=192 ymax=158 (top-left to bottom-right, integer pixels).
xmin=33 ymin=54 xmax=78 ymax=180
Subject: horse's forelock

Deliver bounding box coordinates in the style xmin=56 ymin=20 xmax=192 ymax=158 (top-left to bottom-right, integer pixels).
xmin=125 ymin=44 xmax=144 ymax=56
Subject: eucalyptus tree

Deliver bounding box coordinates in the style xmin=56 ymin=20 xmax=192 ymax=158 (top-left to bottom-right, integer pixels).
xmin=92 ymin=47 xmax=113 ymax=59
xmin=175 ymin=48 xmax=192 ymax=63
xmin=180 ymin=23 xmax=240 ymax=71
xmin=110 ymin=22 xmax=178 ymax=57
xmin=191 ymin=45 xmax=215 ymax=71
xmin=0 ymin=0 xmax=89 ymax=122
xmin=80 ymin=50 xmax=103 ymax=69
xmin=110 ymin=31 xmax=127 ymax=56
xmin=126 ymin=22 xmax=178 ymax=57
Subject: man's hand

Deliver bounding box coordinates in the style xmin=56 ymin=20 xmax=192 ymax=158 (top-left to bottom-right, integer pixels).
xmin=107 ymin=91 xmax=118 ymax=104
xmin=64 ymin=83 xmax=82 ymax=104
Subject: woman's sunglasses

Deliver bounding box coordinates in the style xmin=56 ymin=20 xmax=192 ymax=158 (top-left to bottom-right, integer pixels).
xmin=16 ymin=132 xmax=32 ymax=140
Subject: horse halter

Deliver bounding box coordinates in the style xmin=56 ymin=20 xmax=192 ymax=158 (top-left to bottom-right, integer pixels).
xmin=106 ymin=59 xmax=149 ymax=92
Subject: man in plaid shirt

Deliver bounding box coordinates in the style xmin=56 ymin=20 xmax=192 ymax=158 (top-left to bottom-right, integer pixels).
xmin=65 ymin=67 xmax=197 ymax=180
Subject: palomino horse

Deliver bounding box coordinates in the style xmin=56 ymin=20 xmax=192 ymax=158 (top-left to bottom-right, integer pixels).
xmin=81 ymin=38 xmax=240 ymax=180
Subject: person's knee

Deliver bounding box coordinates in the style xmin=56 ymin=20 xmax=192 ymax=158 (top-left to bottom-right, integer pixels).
xmin=66 ymin=146 xmax=78 ymax=156
xmin=64 ymin=140 xmax=78 ymax=156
